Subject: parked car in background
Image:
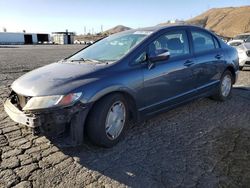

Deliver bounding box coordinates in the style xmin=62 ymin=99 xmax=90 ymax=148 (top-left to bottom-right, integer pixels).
xmin=227 ymin=33 xmax=250 ymax=47
xmin=4 ymin=25 xmax=239 ymax=147
xmin=227 ymin=39 xmax=244 ymax=47
xmin=237 ymin=37 xmax=250 ymax=70
xmin=233 ymin=33 xmax=250 ymax=42
xmin=74 ymin=40 xmax=81 ymax=44
xmin=86 ymin=40 xmax=94 ymax=45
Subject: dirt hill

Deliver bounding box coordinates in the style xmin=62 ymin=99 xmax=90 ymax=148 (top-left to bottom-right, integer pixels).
xmin=187 ymin=6 xmax=250 ymax=38
xmin=75 ymin=25 xmax=131 ymax=42
xmin=104 ymin=25 xmax=132 ymax=34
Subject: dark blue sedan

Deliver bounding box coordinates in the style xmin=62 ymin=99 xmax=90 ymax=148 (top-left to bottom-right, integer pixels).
xmin=4 ymin=25 xmax=239 ymax=147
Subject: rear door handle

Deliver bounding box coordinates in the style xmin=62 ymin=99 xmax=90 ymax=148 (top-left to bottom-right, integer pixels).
xmin=215 ymin=54 xmax=223 ymax=59
xmin=184 ymin=60 xmax=194 ymax=67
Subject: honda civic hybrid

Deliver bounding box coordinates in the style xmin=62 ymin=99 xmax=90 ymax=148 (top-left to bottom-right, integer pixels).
xmin=4 ymin=25 xmax=239 ymax=147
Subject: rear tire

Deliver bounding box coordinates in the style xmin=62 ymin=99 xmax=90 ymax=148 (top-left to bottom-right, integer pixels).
xmin=211 ymin=70 xmax=233 ymax=101
xmin=86 ymin=93 xmax=128 ymax=147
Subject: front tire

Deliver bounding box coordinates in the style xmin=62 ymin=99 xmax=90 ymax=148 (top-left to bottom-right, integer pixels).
xmin=86 ymin=93 xmax=128 ymax=147
xmin=211 ymin=70 xmax=233 ymax=101
xmin=239 ymin=66 xmax=244 ymax=71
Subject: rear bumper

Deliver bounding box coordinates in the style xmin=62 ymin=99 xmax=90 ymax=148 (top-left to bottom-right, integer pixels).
xmin=4 ymin=99 xmax=90 ymax=146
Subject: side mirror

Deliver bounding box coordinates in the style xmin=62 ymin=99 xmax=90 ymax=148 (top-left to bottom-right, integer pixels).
xmin=148 ymin=49 xmax=170 ymax=63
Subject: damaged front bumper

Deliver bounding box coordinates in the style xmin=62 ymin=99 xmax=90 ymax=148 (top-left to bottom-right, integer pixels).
xmin=4 ymin=99 xmax=41 ymax=127
xmin=4 ymin=97 xmax=90 ymax=147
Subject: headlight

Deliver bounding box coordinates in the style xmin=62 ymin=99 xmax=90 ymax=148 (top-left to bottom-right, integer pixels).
xmin=246 ymin=50 xmax=250 ymax=57
xmin=22 ymin=92 xmax=82 ymax=111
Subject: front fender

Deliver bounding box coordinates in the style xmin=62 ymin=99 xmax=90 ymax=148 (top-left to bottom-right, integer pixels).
xmin=79 ymin=85 xmax=137 ymax=104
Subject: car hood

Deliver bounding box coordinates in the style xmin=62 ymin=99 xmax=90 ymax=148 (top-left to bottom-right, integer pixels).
xmin=12 ymin=61 xmax=106 ymax=96
xmin=228 ymin=39 xmax=243 ymax=44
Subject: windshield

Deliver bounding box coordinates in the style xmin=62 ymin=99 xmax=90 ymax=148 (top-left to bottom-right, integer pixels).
xmin=245 ymin=36 xmax=250 ymax=43
xmin=68 ymin=31 xmax=150 ymax=62
xmin=229 ymin=42 xmax=242 ymax=47
xmin=234 ymin=34 xmax=250 ymax=40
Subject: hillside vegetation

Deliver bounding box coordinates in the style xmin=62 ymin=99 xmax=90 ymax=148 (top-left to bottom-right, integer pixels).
xmin=104 ymin=25 xmax=132 ymax=34
xmin=187 ymin=6 xmax=250 ymax=37
xmin=75 ymin=6 xmax=250 ymax=40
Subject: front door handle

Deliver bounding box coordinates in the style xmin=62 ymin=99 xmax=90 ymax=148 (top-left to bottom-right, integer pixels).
xmin=184 ymin=60 xmax=194 ymax=67
xmin=215 ymin=54 xmax=223 ymax=59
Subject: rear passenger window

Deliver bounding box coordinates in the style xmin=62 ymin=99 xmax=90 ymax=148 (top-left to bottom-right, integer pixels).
xmin=191 ymin=31 xmax=215 ymax=53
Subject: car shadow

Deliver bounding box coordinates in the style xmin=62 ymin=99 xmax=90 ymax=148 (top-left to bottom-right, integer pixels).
xmin=241 ymin=67 xmax=250 ymax=71
xmin=49 ymin=89 xmax=250 ymax=187
xmin=202 ymin=126 xmax=250 ymax=187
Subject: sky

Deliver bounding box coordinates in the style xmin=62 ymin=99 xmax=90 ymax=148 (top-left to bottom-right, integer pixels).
xmin=0 ymin=0 xmax=249 ymax=34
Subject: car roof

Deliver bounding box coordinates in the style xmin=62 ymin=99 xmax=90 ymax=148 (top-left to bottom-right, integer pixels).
xmin=112 ymin=24 xmax=218 ymax=39
xmin=129 ymin=24 xmax=204 ymax=33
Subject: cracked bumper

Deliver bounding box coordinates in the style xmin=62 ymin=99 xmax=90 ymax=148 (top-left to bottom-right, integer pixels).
xmin=4 ymin=99 xmax=41 ymax=127
xmin=4 ymin=99 xmax=90 ymax=146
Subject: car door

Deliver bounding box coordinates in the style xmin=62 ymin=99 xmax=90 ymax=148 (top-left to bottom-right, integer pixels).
xmin=137 ymin=29 xmax=197 ymax=114
xmin=189 ymin=29 xmax=225 ymax=94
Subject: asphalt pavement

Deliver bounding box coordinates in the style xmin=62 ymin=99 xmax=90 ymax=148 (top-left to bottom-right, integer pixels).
xmin=0 ymin=45 xmax=249 ymax=188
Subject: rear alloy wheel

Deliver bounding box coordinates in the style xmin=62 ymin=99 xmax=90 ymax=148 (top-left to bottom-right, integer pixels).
xmin=86 ymin=94 xmax=128 ymax=147
xmin=211 ymin=70 xmax=233 ymax=101
xmin=221 ymin=74 xmax=232 ymax=97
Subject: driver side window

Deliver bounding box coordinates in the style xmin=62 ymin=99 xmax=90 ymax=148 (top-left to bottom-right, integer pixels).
xmin=148 ymin=30 xmax=190 ymax=58
xmin=132 ymin=30 xmax=190 ymax=65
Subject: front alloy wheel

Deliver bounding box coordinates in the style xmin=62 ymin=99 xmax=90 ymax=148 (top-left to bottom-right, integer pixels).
xmin=105 ymin=101 xmax=126 ymax=140
xmin=86 ymin=94 xmax=128 ymax=147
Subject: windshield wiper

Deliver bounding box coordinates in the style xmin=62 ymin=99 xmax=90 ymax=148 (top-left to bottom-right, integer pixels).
xmin=70 ymin=58 xmax=99 ymax=63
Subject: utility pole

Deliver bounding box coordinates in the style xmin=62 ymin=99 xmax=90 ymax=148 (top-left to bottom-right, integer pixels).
xmin=207 ymin=5 xmax=210 ymax=10
xmin=84 ymin=26 xmax=86 ymax=35
xmin=101 ymin=25 xmax=103 ymax=33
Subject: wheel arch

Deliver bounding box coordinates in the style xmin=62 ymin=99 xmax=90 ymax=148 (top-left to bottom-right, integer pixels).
xmin=86 ymin=89 xmax=139 ymax=123
xmin=225 ymin=66 xmax=236 ymax=84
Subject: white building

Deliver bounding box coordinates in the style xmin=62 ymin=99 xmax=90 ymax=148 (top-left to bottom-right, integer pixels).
xmin=52 ymin=31 xmax=75 ymax=44
xmin=0 ymin=32 xmax=49 ymax=45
